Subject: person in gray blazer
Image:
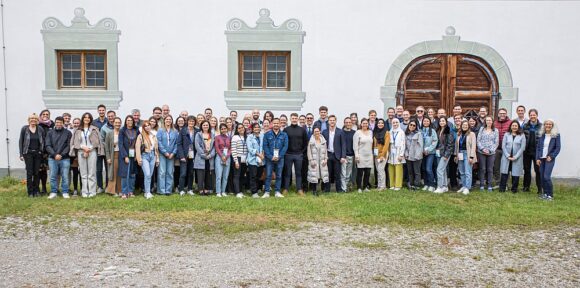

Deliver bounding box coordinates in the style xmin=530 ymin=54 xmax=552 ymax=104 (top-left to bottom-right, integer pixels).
xmin=499 ymin=120 xmax=526 ymax=192
xmin=194 ymin=120 xmax=215 ymax=196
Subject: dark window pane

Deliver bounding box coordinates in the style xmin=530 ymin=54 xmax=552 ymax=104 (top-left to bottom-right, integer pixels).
xmin=62 ymin=53 xmax=81 ymax=70
xmin=86 ymin=54 xmax=105 ymax=70
xmin=62 ymin=71 xmax=81 ymax=86
xmin=86 ymin=78 xmax=96 ymax=87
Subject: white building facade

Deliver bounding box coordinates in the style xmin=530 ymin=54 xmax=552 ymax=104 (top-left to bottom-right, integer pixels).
xmin=0 ymin=0 xmax=579 ymax=178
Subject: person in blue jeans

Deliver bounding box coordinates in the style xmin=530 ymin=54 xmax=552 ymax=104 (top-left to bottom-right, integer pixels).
xmin=262 ymin=118 xmax=288 ymax=198
xmin=136 ymin=121 xmax=160 ymax=199
xmin=214 ymin=123 xmax=232 ymax=197
xmin=45 ymin=116 xmax=72 ymax=199
xmin=157 ymin=115 xmax=178 ymax=195
xmin=420 ymin=117 xmax=438 ymax=192
xmin=118 ymin=115 xmax=140 ymax=198
xmin=535 ymin=119 xmax=561 ymax=201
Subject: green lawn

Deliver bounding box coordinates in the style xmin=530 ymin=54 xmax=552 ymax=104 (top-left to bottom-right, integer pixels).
xmin=0 ymin=177 xmax=578 ymax=233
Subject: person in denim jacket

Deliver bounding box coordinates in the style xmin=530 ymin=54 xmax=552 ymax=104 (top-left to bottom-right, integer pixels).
xmin=262 ymin=118 xmax=288 ymax=198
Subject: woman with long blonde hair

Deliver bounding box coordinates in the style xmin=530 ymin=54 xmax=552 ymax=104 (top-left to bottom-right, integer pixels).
xmin=535 ymin=119 xmax=561 ymax=201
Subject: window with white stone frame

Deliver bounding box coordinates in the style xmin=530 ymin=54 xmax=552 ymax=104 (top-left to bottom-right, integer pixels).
xmin=225 ymin=9 xmax=305 ymax=111
xmin=41 ymin=8 xmax=122 ymax=109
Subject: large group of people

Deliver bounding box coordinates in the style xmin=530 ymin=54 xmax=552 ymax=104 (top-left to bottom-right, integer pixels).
xmin=18 ymin=103 xmax=561 ymax=201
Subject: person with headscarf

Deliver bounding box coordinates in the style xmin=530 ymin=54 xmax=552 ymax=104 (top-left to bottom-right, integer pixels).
xmin=388 ymin=118 xmax=406 ymax=190
xmin=372 ymin=119 xmax=390 ymax=190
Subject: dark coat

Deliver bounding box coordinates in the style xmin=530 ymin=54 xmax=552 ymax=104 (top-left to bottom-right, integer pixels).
xmin=177 ymin=127 xmax=198 ymax=160
xmin=321 ymin=127 xmax=346 ymax=160
xmin=117 ymin=127 xmax=140 ymax=177
xmin=536 ymin=134 xmax=561 ymax=161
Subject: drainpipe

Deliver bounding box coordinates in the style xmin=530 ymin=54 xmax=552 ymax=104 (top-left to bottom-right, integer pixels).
xmin=1 ymin=0 xmax=10 ymax=177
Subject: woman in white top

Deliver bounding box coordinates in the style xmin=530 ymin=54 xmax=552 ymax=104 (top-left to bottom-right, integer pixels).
xmin=535 ymin=119 xmax=561 ymax=200
xmin=70 ymin=112 xmax=103 ymax=197
xmin=231 ymin=123 xmax=249 ymax=198
xmin=388 ymin=118 xmax=406 ymax=190
xmin=353 ymin=118 xmax=373 ymax=192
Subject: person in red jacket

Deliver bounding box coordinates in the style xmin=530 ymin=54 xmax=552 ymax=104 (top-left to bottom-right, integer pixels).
xmin=493 ymin=108 xmax=511 ymax=182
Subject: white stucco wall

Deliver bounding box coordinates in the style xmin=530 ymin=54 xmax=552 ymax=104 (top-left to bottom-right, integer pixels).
xmin=1 ymin=0 xmax=579 ymax=177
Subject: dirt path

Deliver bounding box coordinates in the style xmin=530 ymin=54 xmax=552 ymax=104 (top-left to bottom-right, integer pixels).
xmin=0 ymin=217 xmax=578 ymax=287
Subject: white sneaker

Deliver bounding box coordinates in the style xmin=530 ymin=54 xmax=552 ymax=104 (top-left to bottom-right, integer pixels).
xmin=394 ymin=187 xmax=401 ymax=191
xmin=422 ymin=185 xmax=429 ymax=191
xmin=389 ymin=187 xmax=395 ymax=190
xmin=97 ymin=188 xmax=104 ymax=194
xmin=222 ymin=193 xmax=228 ymax=197
xmin=252 ymin=193 xmax=260 ymax=198
xmin=462 ymin=189 xmax=470 ymax=195
xmin=428 ymin=186 xmax=435 ymax=192
xmin=187 ymin=190 xmax=194 ymax=196
xmin=88 ymin=192 xmax=96 ymax=198
xmin=48 ymin=193 xmax=57 ymax=199
xmin=216 ymin=193 xmax=222 ymax=197
xmin=261 ymin=193 xmax=270 ymax=198
xmin=62 ymin=193 xmax=70 ymax=199
xmin=179 ymin=190 xmax=186 ymax=196
xmin=434 ymin=187 xmax=447 ymax=194
xmin=457 ymin=187 xmax=466 ymax=193
xmin=357 ymin=189 xmax=362 ymax=193
xmin=236 ymin=193 xmax=244 ymax=198
xmin=275 ymin=192 xmax=284 ymax=198
xmin=81 ymin=193 xmax=88 ymax=198
xmin=364 ymin=188 xmax=370 ymax=192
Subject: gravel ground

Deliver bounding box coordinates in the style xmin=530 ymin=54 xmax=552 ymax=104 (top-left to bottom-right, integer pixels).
xmin=0 ymin=217 xmax=578 ymax=287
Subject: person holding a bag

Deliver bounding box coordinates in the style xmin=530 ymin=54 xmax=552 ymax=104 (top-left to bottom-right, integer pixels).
xmin=455 ymin=120 xmax=477 ymax=195
xmin=307 ymin=127 xmax=329 ymax=195
xmin=177 ymin=116 xmax=197 ymax=196
xmin=246 ymin=123 xmax=264 ymax=198
xmin=194 ymin=120 xmax=215 ymax=196
xmin=214 ymin=123 xmax=232 ymax=197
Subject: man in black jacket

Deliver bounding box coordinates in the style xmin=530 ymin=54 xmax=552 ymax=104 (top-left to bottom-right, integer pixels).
xmin=522 ymin=109 xmax=542 ymax=193
xmin=283 ymin=113 xmax=308 ymax=195
xmin=322 ymin=115 xmax=347 ymax=192
xmin=45 ymin=116 xmax=72 ymax=199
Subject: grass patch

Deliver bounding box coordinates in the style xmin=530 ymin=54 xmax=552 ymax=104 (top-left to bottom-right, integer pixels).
xmin=0 ymin=177 xmax=579 ymax=233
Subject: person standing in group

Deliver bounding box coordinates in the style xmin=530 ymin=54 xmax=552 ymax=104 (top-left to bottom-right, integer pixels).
xmin=434 ymin=117 xmax=455 ymax=193
xmin=118 ymin=115 xmax=139 ymax=198
xmin=404 ymin=120 xmax=423 ymax=190
xmin=262 ymin=118 xmax=288 ymax=198
xmin=523 ymin=109 xmax=542 ymax=193
xmin=499 ymin=120 xmax=526 ymax=193
xmin=302 ymin=113 xmax=315 ymax=189
xmin=136 ymin=121 xmax=160 ymax=199
xmin=246 ymin=123 xmax=264 ymax=198
xmin=38 ymin=109 xmax=54 ymax=195
xmin=104 ymin=117 xmax=122 ymax=196
xmin=214 ymin=123 xmax=232 ymax=197
xmin=69 ymin=118 xmax=82 ymax=196
xmin=132 ymin=109 xmax=143 ymax=128
xmin=536 ymin=119 xmax=560 ymax=201
xmin=177 ymin=116 xmax=197 ymax=196
xmin=372 ymin=119 xmax=390 ymax=190
xmin=194 ymin=120 xmax=215 ymax=196
xmin=232 ymin=123 xmax=249 ymax=198
xmin=146 ymin=116 xmax=159 ymax=192
xmin=353 ymin=118 xmax=373 ymax=192
xmin=350 ymin=113 xmax=359 ymax=131
xmin=250 ymin=109 xmax=262 ymax=126
xmin=341 ymin=117 xmax=356 ymax=192
xmin=19 ymin=113 xmax=45 ymax=197
xmin=313 ymin=106 xmax=329 ymax=132
xmin=420 ymin=118 xmax=438 ymax=192
xmin=45 ymin=116 xmax=73 ymax=199
xmin=100 ymin=110 xmax=118 ymax=191
xmin=92 ymin=104 xmax=108 ymax=194
xmin=494 ymin=108 xmax=511 ymax=182
xmin=307 ymin=127 xmax=329 ymax=195
xmin=514 ymin=105 xmax=528 ymax=127
xmin=173 ymin=116 xmax=187 ymax=193
xmin=283 ymin=113 xmax=308 ymax=195
xmin=157 ymin=115 xmax=178 ymax=195
xmin=322 ymin=115 xmax=347 ymax=193
xmin=262 ymin=119 xmax=271 ymax=134
xmin=476 ymin=116 xmax=499 ymax=192
xmin=455 ymin=120 xmax=477 ymax=195
xmin=476 ymin=106 xmax=488 ymax=128
xmin=263 ymin=111 xmax=274 ymax=124
xmin=71 ymin=112 xmax=103 ymax=198
xmin=368 ymin=110 xmax=377 ymax=131
xmin=388 ymin=118 xmax=406 ymax=191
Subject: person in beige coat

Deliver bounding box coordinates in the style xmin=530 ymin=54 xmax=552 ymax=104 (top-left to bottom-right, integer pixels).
xmin=70 ymin=112 xmax=104 ymax=198
xmin=104 ymin=117 xmax=122 ymax=195
xmin=454 ymin=120 xmax=478 ymax=195
xmin=353 ymin=118 xmax=374 ymax=192
xmin=307 ymin=127 xmax=329 ymax=195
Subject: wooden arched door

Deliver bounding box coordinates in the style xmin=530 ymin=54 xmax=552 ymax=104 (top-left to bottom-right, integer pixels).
xmin=397 ymin=54 xmax=499 ymax=117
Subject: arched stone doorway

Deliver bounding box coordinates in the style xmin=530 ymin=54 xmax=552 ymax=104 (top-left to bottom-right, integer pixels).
xmin=381 ymin=27 xmax=518 ymax=117
xmin=397 ymin=53 xmax=499 ymax=117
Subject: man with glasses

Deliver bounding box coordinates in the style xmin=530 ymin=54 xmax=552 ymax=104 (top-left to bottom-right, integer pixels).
xmin=477 ymin=106 xmax=488 ymax=128
xmin=302 ymin=113 xmax=315 ymax=190
xmin=413 ymin=106 xmax=426 ymax=127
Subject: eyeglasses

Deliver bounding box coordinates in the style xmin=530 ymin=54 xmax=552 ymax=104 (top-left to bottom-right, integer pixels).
xmin=409 ymin=124 xmax=416 ymax=127
xmin=416 ymin=110 xmax=424 ymax=113
xmin=306 ymin=117 xmax=313 ymax=120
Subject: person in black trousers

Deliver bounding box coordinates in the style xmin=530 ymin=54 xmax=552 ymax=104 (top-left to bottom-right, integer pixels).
xmin=522 ymin=109 xmax=542 ymax=193
xmin=321 ymin=115 xmax=347 ymax=192
xmin=19 ymin=113 xmax=45 ymax=197
xmin=283 ymin=113 xmax=308 ymax=195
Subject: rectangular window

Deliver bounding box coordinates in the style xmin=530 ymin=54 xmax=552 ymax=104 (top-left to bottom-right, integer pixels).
xmin=58 ymin=51 xmax=107 ymax=89
xmin=239 ymin=51 xmax=290 ymax=90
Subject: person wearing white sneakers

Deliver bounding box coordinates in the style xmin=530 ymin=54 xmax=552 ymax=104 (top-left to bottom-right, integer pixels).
xmin=353 ymin=118 xmax=373 ymax=192
xmin=246 ymin=123 xmax=264 ymax=198
xmin=420 ymin=118 xmax=438 ymax=192
xmin=232 ymin=123 xmax=249 ymax=198
xmin=262 ymin=118 xmax=289 ymax=198
xmin=387 ymin=119 xmax=405 ymax=191
xmin=70 ymin=112 xmax=103 ymax=198
xmin=434 ymin=117 xmax=454 ymax=194
xmin=46 ymin=116 xmax=72 ymax=199
xmin=136 ymin=121 xmax=160 ymax=200
xmin=454 ymin=120 xmax=477 ymax=195
xmin=214 ymin=123 xmax=232 ymax=197
xmin=307 ymin=127 xmax=330 ymax=196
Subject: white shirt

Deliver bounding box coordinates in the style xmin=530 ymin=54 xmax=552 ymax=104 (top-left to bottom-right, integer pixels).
xmin=328 ymin=128 xmax=335 ymax=153
xmin=542 ymin=135 xmax=551 ymax=158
